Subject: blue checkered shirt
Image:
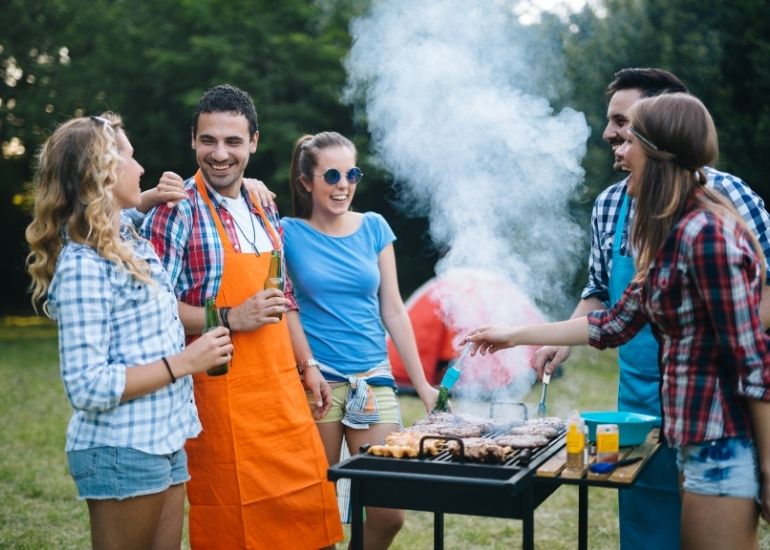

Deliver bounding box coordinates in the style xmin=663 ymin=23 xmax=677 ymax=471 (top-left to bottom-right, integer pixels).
xmin=582 ymin=167 xmax=770 ymax=304
xmin=48 ymin=223 xmax=201 ymax=454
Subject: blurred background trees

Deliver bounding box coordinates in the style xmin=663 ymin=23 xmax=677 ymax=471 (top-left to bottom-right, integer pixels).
xmin=2 ymin=0 xmax=768 ymax=314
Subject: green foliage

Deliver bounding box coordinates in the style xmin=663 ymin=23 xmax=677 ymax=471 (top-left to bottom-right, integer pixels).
xmin=11 ymin=321 xmax=766 ymax=548
xmin=3 ymin=0 xmax=770 ymax=313
xmin=561 ymin=0 xmax=770 ymax=205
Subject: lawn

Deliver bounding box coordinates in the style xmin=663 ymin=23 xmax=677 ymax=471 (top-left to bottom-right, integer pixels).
xmin=1 ymin=316 xmax=768 ymax=549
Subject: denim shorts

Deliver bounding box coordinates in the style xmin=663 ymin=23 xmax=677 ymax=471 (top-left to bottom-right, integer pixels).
xmin=308 ymin=383 xmax=401 ymax=425
xmin=677 ymin=437 xmax=759 ymax=500
xmin=66 ymin=446 xmax=189 ymax=500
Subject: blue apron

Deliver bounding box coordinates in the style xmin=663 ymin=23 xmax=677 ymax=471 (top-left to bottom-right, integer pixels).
xmin=610 ymin=194 xmax=681 ymax=549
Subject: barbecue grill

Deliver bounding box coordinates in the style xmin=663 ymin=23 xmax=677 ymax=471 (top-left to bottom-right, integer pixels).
xmin=328 ymin=431 xmax=566 ymax=550
xmin=329 ymin=423 xmax=661 ymax=550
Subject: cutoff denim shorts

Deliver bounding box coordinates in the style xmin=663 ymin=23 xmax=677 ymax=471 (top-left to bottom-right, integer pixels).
xmin=308 ymin=383 xmax=401 ymax=425
xmin=66 ymin=446 xmax=189 ymax=500
xmin=676 ymin=437 xmax=759 ymax=500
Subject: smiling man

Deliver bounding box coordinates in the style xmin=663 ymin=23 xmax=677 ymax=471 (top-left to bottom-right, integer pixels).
xmin=141 ymin=84 xmax=342 ymax=549
xmin=533 ymin=68 xmax=770 ymax=550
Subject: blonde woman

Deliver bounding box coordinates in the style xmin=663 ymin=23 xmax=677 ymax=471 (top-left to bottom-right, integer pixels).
xmin=464 ymin=94 xmax=770 ymax=550
xmin=26 ymin=113 xmax=232 ymax=549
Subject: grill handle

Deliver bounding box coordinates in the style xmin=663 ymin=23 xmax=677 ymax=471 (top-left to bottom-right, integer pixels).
xmin=429 ymin=436 xmax=465 ymax=461
xmin=418 ymin=435 xmax=459 ymax=459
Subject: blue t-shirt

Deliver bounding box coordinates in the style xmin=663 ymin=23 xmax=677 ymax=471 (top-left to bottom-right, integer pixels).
xmin=282 ymin=212 xmax=396 ymax=377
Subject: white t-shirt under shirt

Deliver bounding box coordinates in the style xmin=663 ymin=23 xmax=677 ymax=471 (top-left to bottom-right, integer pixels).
xmin=219 ymin=194 xmax=273 ymax=253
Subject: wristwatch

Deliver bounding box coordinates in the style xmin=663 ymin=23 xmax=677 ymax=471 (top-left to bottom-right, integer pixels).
xmin=296 ymin=358 xmax=319 ymax=375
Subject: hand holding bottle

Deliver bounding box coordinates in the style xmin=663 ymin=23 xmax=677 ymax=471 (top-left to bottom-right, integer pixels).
xmin=227 ymin=289 xmax=288 ymax=331
xmin=177 ymin=326 xmax=233 ymax=376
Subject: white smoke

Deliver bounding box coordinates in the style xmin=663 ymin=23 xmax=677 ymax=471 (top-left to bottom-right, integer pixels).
xmin=344 ymin=0 xmax=591 ymax=400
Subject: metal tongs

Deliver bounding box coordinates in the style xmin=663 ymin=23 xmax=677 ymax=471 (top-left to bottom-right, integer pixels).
xmin=537 ymin=370 xmax=552 ymax=419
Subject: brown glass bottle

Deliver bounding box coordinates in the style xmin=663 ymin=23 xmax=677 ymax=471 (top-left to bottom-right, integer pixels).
xmin=264 ymin=250 xmax=284 ymax=320
xmin=204 ymin=298 xmax=229 ymax=376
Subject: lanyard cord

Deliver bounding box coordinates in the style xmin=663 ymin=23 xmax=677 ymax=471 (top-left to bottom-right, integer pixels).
xmin=226 ymin=203 xmax=261 ymax=256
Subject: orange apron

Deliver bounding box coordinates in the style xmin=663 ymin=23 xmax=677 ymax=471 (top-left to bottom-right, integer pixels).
xmin=186 ymin=171 xmax=342 ymax=549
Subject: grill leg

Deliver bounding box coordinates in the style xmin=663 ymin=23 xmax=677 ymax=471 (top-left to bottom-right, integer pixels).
xmin=350 ymin=480 xmax=364 ymax=550
xmin=434 ymin=512 xmax=444 ymax=550
xmin=522 ymin=485 xmax=534 ymax=550
xmin=578 ymin=484 xmax=588 ymax=550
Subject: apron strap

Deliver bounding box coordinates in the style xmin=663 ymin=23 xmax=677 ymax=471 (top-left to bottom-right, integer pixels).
xmin=613 ymin=192 xmax=630 ymax=258
xmin=195 ymin=170 xmax=282 ymax=253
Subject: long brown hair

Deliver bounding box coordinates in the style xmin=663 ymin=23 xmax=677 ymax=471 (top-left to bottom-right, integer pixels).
xmin=26 ymin=113 xmax=152 ymax=312
xmin=630 ymin=93 xmax=765 ymax=283
xmin=288 ymin=131 xmax=357 ymax=219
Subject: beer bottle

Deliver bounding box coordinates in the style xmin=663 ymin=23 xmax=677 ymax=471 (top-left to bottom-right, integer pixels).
xmin=204 ymin=298 xmax=229 ymax=376
xmin=264 ymin=250 xmax=284 ymax=320
xmin=432 ymin=386 xmax=451 ymax=413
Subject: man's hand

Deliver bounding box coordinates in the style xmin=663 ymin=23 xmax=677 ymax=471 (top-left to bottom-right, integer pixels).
xmin=532 ymin=345 xmax=571 ymax=379
xmin=228 ymin=288 xmax=289 ymax=332
xmin=303 ymin=366 xmax=333 ymax=420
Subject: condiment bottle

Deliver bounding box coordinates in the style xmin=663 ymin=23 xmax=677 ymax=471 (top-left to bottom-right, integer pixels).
xmin=566 ymin=412 xmax=586 ymax=468
xmin=204 ymin=298 xmax=229 ymax=376
xmin=596 ymin=423 xmax=619 ymax=463
xmin=264 ymin=250 xmax=284 ymax=320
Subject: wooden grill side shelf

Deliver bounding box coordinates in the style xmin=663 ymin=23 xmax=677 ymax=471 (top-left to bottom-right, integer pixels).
xmin=535 ymin=428 xmax=662 ymax=550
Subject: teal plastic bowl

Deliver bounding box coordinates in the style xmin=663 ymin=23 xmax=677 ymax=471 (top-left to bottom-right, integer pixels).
xmin=580 ymin=411 xmax=661 ymax=446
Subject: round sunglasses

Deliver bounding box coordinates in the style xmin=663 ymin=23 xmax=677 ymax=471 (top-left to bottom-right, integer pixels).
xmin=314 ymin=167 xmax=364 ymax=185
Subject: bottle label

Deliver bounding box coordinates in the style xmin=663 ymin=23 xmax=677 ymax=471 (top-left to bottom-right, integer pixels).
xmin=596 ymin=429 xmax=619 ymax=462
xmin=566 ymin=426 xmax=585 ymax=453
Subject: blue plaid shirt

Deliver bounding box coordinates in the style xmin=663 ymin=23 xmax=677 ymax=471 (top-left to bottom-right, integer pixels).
xmin=582 ymin=167 xmax=770 ymax=304
xmin=48 ymin=222 xmax=201 ymax=454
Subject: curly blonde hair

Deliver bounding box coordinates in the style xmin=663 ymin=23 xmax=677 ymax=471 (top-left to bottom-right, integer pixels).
xmin=26 ymin=113 xmax=152 ymax=312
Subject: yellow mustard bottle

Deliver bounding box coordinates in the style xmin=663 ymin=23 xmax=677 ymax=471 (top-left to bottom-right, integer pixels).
xmin=566 ymin=412 xmax=586 ymax=468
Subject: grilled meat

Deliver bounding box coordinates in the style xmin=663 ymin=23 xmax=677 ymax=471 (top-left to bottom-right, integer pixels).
xmin=494 ymin=434 xmax=552 ymax=448
xmin=447 ymin=437 xmax=513 ymax=462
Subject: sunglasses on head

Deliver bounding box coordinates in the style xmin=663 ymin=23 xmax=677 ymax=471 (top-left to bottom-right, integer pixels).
xmin=315 ymin=167 xmax=364 ymax=185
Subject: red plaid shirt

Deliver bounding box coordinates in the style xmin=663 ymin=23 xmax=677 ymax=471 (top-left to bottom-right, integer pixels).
xmin=140 ymin=176 xmax=297 ymax=310
xmin=588 ymin=193 xmax=770 ymax=446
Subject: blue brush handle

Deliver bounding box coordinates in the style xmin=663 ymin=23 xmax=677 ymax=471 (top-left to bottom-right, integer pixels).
xmin=439 ymin=365 xmax=461 ymax=389
xmin=588 ymin=456 xmax=642 ymax=474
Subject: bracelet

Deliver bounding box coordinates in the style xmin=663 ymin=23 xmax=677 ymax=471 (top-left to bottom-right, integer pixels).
xmin=296 ymin=358 xmax=320 ymax=375
xmin=161 ymin=356 xmax=177 ymax=383
xmin=218 ymin=307 xmax=231 ymax=329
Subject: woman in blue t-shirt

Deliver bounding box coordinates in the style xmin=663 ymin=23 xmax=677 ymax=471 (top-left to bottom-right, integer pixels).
xmin=283 ymin=131 xmax=438 ymax=548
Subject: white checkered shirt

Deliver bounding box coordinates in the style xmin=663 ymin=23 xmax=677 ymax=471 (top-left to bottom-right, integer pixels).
xmin=48 ymin=223 xmax=201 ymax=454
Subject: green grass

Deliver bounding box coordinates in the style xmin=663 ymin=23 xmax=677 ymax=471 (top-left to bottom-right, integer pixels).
xmin=1 ymin=319 xmax=768 ymax=549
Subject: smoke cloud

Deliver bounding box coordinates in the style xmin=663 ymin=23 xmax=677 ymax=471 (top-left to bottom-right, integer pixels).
xmin=345 ymin=0 xmax=591 ymax=401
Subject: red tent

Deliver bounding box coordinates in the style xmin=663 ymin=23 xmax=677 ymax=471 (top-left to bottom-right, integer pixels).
xmin=388 ymin=268 xmax=544 ymax=394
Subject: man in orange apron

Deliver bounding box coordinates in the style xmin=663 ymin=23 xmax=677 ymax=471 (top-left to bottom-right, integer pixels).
xmin=142 ymin=84 xmax=342 ymax=549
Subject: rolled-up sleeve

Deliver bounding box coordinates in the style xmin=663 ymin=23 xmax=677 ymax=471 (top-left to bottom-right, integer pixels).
xmin=52 ymin=253 xmax=126 ymax=412
xmin=581 ymin=200 xmax=610 ymax=305
xmin=142 ymin=202 xmax=190 ymax=292
xmin=587 ymin=282 xmax=647 ymax=350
